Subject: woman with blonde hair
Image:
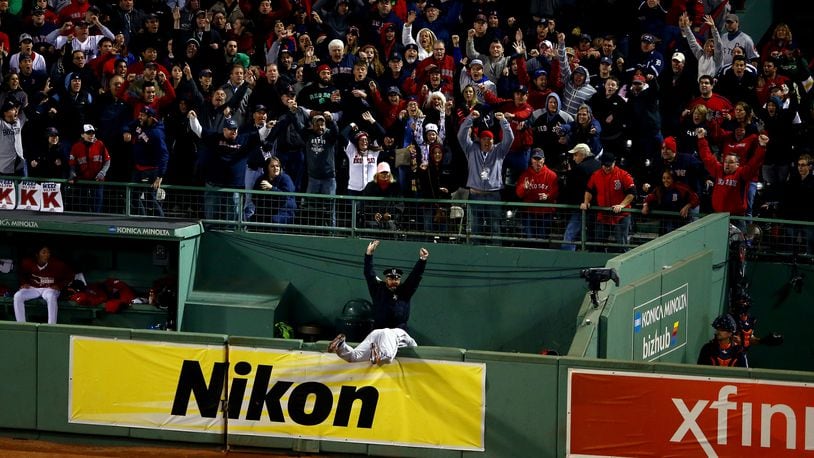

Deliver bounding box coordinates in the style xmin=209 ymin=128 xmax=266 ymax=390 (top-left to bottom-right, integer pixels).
xmin=358 ymin=44 xmax=385 ymax=77
xmin=676 ymin=104 xmax=711 ymax=156
xmin=402 ymin=18 xmax=438 ymax=62
xmin=761 ymin=23 xmax=796 ymax=61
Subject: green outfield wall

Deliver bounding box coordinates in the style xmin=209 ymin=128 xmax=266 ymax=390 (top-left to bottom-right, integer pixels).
xmin=2 ymin=322 xmax=813 ymax=457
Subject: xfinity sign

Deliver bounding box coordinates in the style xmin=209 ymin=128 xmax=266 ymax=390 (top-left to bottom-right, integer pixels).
xmin=632 ymin=284 xmax=688 ymax=361
xmin=568 ymin=369 xmax=814 ymax=457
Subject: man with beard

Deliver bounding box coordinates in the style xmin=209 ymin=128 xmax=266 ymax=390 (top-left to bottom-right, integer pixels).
xmin=292 ymin=111 xmax=339 ymax=226
xmin=123 ymin=106 xmax=169 ymax=216
xmin=297 ymin=63 xmax=340 ymax=113
xmin=363 ymin=240 xmax=429 ymax=331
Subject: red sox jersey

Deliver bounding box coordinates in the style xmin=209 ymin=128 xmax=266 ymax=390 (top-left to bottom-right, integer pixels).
xmin=516 ymin=165 xmax=559 ymax=213
xmin=698 ymin=137 xmax=765 ymax=215
xmin=586 ymin=166 xmax=636 ymax=224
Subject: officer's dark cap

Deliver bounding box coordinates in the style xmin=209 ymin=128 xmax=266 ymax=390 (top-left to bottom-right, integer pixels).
xmin=384 ymin=268 xmax=403 ymax=279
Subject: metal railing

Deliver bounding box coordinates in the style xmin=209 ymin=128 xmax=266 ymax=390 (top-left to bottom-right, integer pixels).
xmin=5 ymin=177 xmax=814 ymax=257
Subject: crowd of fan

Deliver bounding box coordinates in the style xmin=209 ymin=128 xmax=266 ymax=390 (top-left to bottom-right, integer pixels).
xmin=0 ymin=0 xmax=812 ymax=236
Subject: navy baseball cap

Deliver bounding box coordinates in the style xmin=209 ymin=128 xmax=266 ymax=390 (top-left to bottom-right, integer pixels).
xmin=531 ymin=148 xmax=545 ymax=159
xmin=641 ymin=33 xmax=657 ymax=44
xmin=384 ymin=268 xmax=403 ymax=278
xmin=224 ymin=118 xmax=238 ymax=130
xmin=600 ymin=56 xmax=613 ymax=65
xmin=141 ymin=106 xmax=157 ymax=118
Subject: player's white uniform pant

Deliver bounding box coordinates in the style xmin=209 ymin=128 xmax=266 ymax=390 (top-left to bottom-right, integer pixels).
xmin=14 ymin=287 xmax=59 ymax=324
xmin=336 ymin=328 xmax=417 ymax=364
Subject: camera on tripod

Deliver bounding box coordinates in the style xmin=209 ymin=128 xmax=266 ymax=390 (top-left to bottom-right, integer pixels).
xmin=580 ymin=268 xmax=620 ymax=307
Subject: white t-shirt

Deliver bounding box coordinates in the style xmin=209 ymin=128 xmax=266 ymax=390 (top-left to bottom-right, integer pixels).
xmin=346 ymin=143 xmax=380 ymax=192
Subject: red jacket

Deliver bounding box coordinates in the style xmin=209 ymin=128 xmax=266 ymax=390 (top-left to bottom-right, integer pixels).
xmin=371 ymin=87 xmax=407 ymax=130
xmin=118 ymin=77 xmax=177 ymax=119
xmin=756 ymin=74 xmax=790 ymax=106
xmin=516 ymin=165 xmax=559 ymax=213
xmin=415 ymin=54 xmax=456 ymax=82
xmin=69 ymin=139 xmax=111 ymax=180
xmin=58 ymin=0 xmax=90 ymax=23
xmin=586 ymin=166 xmax=636 ymax=224
xmin=688 ymin=94 xmax=733 ymax=121
xmin=698 ymin=137 xmax=765 ymax=215
xmin=483 ymin=90 xmax=534 ymax=150
xmin=719 ymin=132 xmax=760 ymax=183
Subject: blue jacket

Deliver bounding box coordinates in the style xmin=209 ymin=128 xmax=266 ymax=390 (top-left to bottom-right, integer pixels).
xmin=127 ymin=120 xmax=169 ymax=177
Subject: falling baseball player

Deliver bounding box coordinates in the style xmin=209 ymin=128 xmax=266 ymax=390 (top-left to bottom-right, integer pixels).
xmin=327 ymin=328 xmax=417 ymax=365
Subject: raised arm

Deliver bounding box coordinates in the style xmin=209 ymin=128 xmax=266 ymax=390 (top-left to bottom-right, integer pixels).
xmin=557 ymin=32 xmax=572 ymax=83
xmin=457 ymin=113 xmax=475 ymax=151
xmin=364 ymin=240 xmax=380 ymax=292
xmin=188 ymin=110 xmax=203 ymax=137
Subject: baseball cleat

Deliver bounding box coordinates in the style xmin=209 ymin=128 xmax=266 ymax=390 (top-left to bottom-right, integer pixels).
xmin=370 ymin=342 xmax=382 ymax=365
xmin=328 ymin=334 xmax=346 ymax=353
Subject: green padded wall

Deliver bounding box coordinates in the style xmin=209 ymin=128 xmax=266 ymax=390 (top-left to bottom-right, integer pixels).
xmin=3 ymin=319 xmax=814 ymax=457
xmin=600 ymin=251 xmax=713 ymax=364
xmin=194 ymin=232 xmax=612 ymax=354
xmin=742 ymin=262 xmax=814 ymax=372
xmin=569 ymin=214 xmax=730 ymax=359
xmin=464 ymin=351 xmax=559 ymax=458
xmin=0 ymin=321 xmax=38 ymax=429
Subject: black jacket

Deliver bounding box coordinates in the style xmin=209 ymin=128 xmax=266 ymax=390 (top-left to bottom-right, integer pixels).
xmin=364 ymin=254 xmax=426 ymax=330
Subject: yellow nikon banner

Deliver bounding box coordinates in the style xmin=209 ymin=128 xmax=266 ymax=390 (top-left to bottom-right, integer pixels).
xmin=70 ymin=336 xmax=485 ymax=451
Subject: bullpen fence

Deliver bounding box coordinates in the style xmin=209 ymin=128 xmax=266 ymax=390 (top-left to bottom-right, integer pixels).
xmin=2 ymin=177 xmax=813 ymax=258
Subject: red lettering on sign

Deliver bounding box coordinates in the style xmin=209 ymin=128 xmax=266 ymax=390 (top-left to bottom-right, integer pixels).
xmin=0 ymin=187 xmax=12 ymax=203
xmin=20 ymin=189 xmax=37 ymax=206
xmin=42 ymin=191 xmax=61 ymax=208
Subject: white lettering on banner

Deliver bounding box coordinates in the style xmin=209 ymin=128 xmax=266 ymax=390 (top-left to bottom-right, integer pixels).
xmin=110 ymin=226 xmax=172 ymax=236
xmin=642 ymin=327 xmax=671 ymax=359
xmin=0 ymin=219 xmax=38 ymax=228
xmin=639 ymin=293 xmax=688 ymax=327
xmin=633 ymin=284 xmax=689 ymax=361
xmin=567 ymin=369 xmax=814 ymax=458
xmin=671 ymin=385 xmax=812 ymax=456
